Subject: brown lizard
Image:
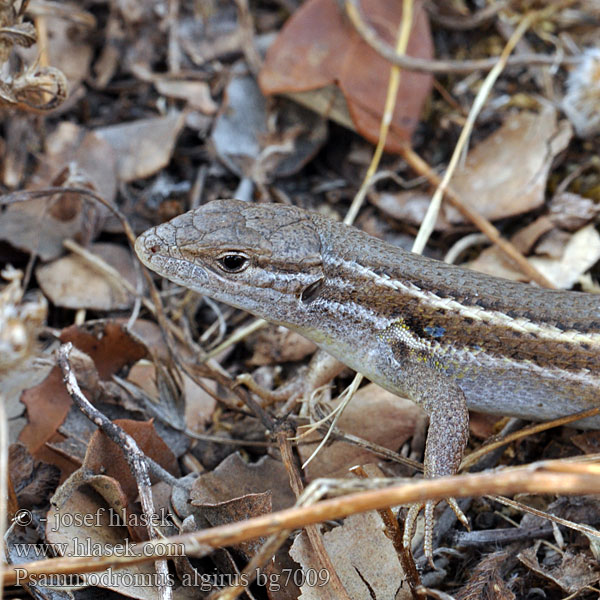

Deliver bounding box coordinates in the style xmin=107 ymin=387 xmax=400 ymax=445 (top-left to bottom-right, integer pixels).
xmin=135 ymin=199 xmax=600 ymax=562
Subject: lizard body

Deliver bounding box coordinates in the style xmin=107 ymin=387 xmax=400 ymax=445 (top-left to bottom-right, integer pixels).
xmin=135 ymin=199 xmax=600 ymax=559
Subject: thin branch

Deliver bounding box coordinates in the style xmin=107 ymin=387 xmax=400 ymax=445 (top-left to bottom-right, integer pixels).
xmin=344 ymin=0 xmax=580 ymax=74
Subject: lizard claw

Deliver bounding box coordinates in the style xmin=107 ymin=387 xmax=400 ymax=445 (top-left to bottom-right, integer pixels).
xmin=403 ymin=498 xmax=469 ymax=569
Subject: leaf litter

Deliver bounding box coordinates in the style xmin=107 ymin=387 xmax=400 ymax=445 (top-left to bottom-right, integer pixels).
xmin=2 ymin=0 xmax=600 ymax=599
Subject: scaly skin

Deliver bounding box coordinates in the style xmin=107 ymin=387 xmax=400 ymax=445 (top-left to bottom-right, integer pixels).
xmin=135 ymin=199 xmax=600 ymax=563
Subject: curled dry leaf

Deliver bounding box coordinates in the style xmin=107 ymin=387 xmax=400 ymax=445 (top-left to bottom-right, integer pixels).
xmin=518 ymin=544 xmax=600 ymax=594
xmin=9 ymin=65 xmax=68 ymax=110
xmin=17 ymin=3 xmax=92 ymax=92
xmin=36 ymin=242 xmax=137 ymax=311
xmin=259 ymin=0 xmax=433 ymax=152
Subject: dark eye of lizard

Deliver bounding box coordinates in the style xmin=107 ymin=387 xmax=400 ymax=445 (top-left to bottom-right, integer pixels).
xmin=217 ymin=254 xmax=248 ymax=273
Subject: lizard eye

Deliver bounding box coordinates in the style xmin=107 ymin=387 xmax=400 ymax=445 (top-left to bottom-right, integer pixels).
xmin=216 ymin=253 xmax=249 ymax=273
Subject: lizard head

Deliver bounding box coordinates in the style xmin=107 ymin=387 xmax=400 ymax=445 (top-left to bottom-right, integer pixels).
xmin=134 ymin=199 xmax=326 ymax=325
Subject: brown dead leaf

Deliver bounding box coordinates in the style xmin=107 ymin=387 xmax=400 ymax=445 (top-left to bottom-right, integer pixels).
xmin=96 ymin=112 xmax=185 ymax=182
xmin=259 ymin=0 xmax=433 ymax=152
xmin=299 ymin=383 xmax=422 ymax=480
xmin=201 ymin=492 xmax=273 ymax=560
xmin=0 ymin=196 xmax=100 ymax=262
xmin=212 ymin=74 xmax=327 ymax=182
xmin=190 ymin=452 xmax=295 ymax=513
xmin=35 ymin=122 xmax=117 ymax=205
xmin=549 ymin=191 xmax=600 ymax=231
xmin=0 ymin=122 xmax=117 ymax=258
xmin=450 ymin=107 xmax=572 ymax=222
xmin=9 ymin=442 xmax=60 ymax=508
xmin=571 ymin=431 xmax=600 ymax=455
xmin=289 ymin=511 xmax=409 ymax=600
xmin=36 ymin=242 xmax=137 ymax=310
xmin=84 ymin=419 xmax=179 ymax=505
xmin=59 ymin=321 xmax=148 ymax=380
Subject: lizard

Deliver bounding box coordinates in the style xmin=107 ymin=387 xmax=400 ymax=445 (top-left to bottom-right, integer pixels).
xmin=135 ymin=198 xmax=600 ymax=563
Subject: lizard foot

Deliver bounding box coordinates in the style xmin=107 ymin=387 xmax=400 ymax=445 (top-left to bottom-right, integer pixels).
xmin=403 ymin=498 xmax=470 ymax=568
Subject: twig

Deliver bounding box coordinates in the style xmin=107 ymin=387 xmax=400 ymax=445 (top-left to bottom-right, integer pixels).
xmin=57 ymin=342 xmax=175 ymax=599
xmin=425 ymin=0 xmax=508 ymax=30
xmin=214 ymin=429 xmax=351 ymax=600
xmin=351 ymin=465 xmax=422 ymax=597
xmin=411 ymin=8 xmax=540 ymax=256
xmin=57 ymin=343 xmax=180 ymax=488
xmin=460 ymin=406 xmax=600 ymax=471
xmin=401 ymin=148 xmax=555 ymax=288
xmin=344 ymin=0 xmax=580 ymax=74
xmin=345 ymin=0 xmax=414 ymax=225
xmin=5 ymin=461 xmax=600 ymax=584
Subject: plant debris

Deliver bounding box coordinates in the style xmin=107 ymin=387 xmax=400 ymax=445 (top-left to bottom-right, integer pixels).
xmin=2 ymin=1 xmax=600 ymax=598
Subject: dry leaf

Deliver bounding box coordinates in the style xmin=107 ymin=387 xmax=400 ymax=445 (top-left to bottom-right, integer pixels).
xmin=84 ymin=419 xmax=180 ymax=506
xmin=371 ymin=108 xmax=572 ymax=228
xmin=289 ymin=511 xmax=409 ymax=600
xmin=299 ymin=383 xmax=422 ymax=480
xmin=212 ymin=74 xmax=327 ymax=182
xmin=36 ymin=242 xmax=137 ymax=310
xmin=190 ymin=452 xmax=295 ymax=512
xmin=528 ymin=224 xmax=600 ymax=288
xmin=18 ymin=4 xmax=93 ymax=90
xmin=46 ymin=484 xmax=164 ymax=599
xmin=154 ymin=79 xmax=218 ymax=114
xmin=259 ymin=0 xmax=433 ymax=152
xmin=518 ymin=544 xmax=600 ymax=594
xmin=0 ymin=268 xmax=47 ymax=371
xmin=96 ymin=112 xmax=185 ymax=182
xmin=18 ymin=322 xmax=148 ymax=473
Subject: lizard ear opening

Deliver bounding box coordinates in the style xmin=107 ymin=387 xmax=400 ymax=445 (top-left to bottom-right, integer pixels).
xmin=300 ymin=278 xmax=324 ymax=304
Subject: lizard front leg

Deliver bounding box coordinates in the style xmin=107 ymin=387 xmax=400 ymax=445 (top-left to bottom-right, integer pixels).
xmin=381 ymin=323 xmax=470 ymax=566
